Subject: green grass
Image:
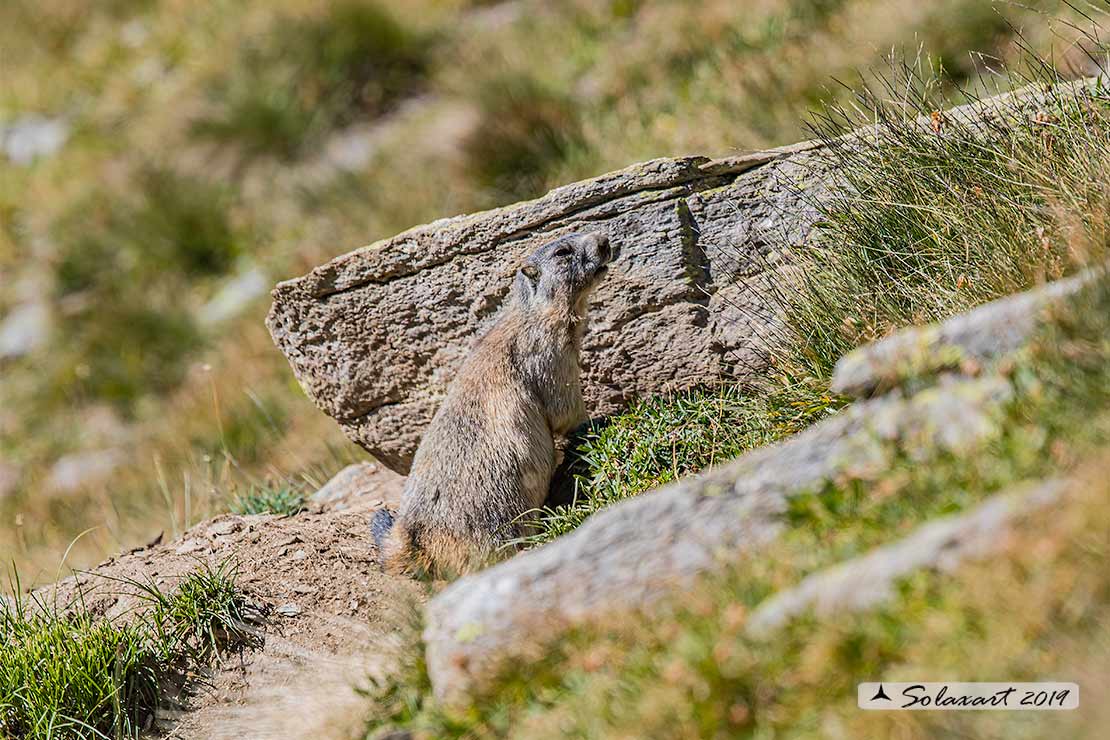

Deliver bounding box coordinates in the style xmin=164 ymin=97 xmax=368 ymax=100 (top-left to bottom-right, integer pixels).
xmin=192 ymin=0 xmax=431 ymax=162
xmin=0 ymin=561 xmax=258 ymax=739
xmin=526 ymin=378 xmax=845 ymax=545
xmin=784 ymin=62 xmax=1110 ymax=376
xmin=229 ymin=483 xmax=307 ymax=517
xmin=127 ymin=560 xmax=261 ymax=664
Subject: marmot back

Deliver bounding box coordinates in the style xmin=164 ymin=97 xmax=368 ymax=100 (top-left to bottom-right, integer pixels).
xmin=374 ymin=232 xmax=612 ymax=578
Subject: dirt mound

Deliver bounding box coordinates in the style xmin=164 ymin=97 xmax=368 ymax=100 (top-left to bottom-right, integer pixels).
xmin=38 ymin=465 xmax=421 ymax=739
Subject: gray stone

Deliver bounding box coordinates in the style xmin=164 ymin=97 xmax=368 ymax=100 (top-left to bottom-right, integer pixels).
xmin=310 ymin=462 xmax=405 ymax=509
xmin=45 ymin=449 xmax=123 ymax=494
xmin=746 ymin=479 xmax=1066 ymax=637
xmin=421 ymin=372 xmax=1016 ymax=705
xmin=0 ymin=301 xmax=50 ymax=360
xmin=2 ymin=115 xmax=69 ymax=165
xmin=275 ymin=603 xmax=302 ymax=618
xmin=831 ymin=270 xmax=1096 ymax=398
xmin=208 ymin=518 xmax=243 ymax=537
xmin=175 ymin=539 xmax=206 ymax=555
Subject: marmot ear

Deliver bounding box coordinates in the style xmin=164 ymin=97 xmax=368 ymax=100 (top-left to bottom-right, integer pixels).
xmin=520 ymin=263 xmax=540 ymax=283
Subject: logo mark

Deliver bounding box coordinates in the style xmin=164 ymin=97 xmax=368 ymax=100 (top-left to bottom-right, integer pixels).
xmin=858 ymin=682 xmax=1079 ymax=710
xmin=870 ymin=684 xmax=892 ymax=702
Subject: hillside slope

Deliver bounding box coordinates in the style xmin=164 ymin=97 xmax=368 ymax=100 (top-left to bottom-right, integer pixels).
xmin=1 ymin=0 xmax=1100 ymax=576
xmin=19 ymin=263 xmax=1107 ymax=739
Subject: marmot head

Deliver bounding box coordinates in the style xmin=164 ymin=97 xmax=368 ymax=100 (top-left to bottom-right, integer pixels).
xmin=514 ymin=232 xmax=612 ymax=311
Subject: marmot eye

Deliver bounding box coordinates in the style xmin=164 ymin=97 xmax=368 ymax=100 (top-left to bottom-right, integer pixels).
xmin=554 ymin=246 xmax=574 ymax=258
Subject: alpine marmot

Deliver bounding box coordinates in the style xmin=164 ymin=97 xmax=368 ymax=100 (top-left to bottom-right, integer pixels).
xmin=371 ymin=231 xmax=612 ymax=577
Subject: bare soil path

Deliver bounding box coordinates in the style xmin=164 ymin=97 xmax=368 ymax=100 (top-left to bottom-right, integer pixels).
xmin=37 ymin=465 xmax=420 ymax=739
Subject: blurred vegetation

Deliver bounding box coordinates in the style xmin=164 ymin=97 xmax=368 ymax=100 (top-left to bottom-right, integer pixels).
xmin=42 ymin=166 xmax=245 ymax=411
xmin=193 ymin=1 xmax=432 ymax=162
xmin=463 ymin=72 xmax=587 ymax=201
xmin=191 ymin=392 xmax=289 ymax=465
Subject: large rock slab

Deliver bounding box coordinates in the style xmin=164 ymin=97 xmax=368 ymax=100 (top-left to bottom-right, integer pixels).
xmin=831 ymin=270 xmax=1096 ymax=398
xmin=267 ymin=143 xmax=828 ymax=472
xmin=746 ymin=478 xmax=1067 ymax=636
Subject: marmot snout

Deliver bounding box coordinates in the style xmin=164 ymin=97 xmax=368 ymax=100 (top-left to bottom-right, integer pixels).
xmin=373 ymin=232 xmax=612 ymax=578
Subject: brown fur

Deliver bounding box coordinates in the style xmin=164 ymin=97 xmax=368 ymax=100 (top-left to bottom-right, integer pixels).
xmin=379 ymin=232 xmax=612 ymax=577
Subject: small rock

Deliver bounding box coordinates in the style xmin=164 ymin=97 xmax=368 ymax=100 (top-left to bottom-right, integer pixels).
xmin=275 ymin=603 xmax=302 ymax=617
xmin=348 ymin=598 xmax=359 ymax=612
xmin=174 ymin=539 xmax=205 ymax=555
xmin=0 ymin=301 xmax=50 ymax=360
xmin=87 ymin=596 xmax=119 ymax=616
xmin=208 ymin=518 xmax=242 ymax=537
xmin=46 ymin=449 xmax=123 ymax=493
xmin=311 ymin=462 xmax=378 ymax=505
xmin=292 ymin=549 xmax=307 ymax=561
xmin=292 ymin=584 xmax=317 ymax=594
xmin=198 ymin=266 xmax=269 ymax=326
xmin=2 ymin=115 xmax=69 ymax=165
